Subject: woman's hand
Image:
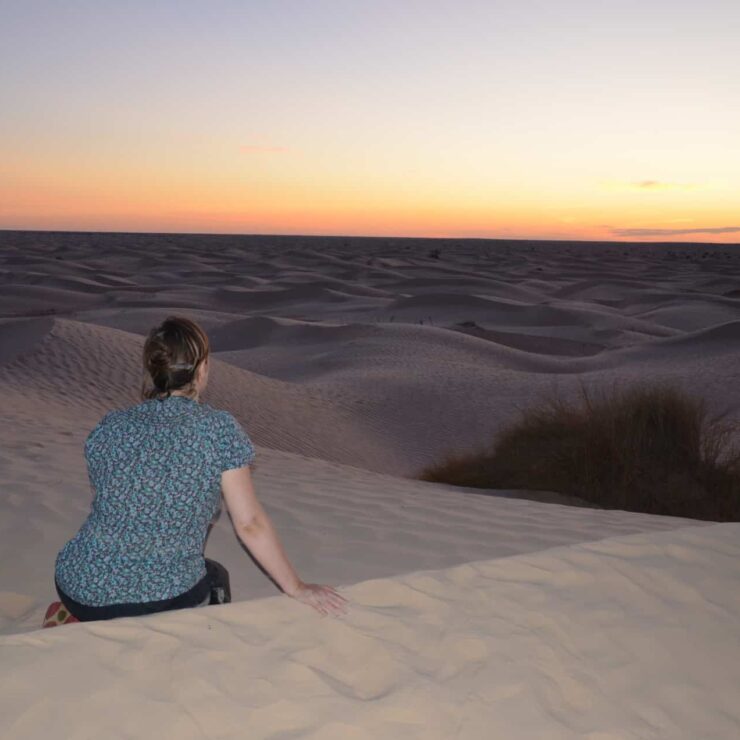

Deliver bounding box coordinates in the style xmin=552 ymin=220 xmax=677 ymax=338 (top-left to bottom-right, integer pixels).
xmin=287 ymin=581 xmax=349 ymax=617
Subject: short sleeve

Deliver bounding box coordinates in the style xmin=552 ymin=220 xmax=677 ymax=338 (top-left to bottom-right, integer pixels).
xmin=84 ymin=410 xmax=116 ymax=454
xmin=214 ymin=412 xmax=256 ymax=472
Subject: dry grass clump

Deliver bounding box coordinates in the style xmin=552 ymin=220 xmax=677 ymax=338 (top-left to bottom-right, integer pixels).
xmin=419 ymin=382 xmax=740 ymax=521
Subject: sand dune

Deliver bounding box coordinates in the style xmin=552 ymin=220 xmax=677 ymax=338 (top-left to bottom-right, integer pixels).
xmin=2 ymin=523 xmax=739 ymax=739
xmin=1 ymin=231 xmax=740 ymax=737
xmin=627 ymin=318 xmax=740 ymax=355
xmin=0 ymin=317 xmax=54 ymax=364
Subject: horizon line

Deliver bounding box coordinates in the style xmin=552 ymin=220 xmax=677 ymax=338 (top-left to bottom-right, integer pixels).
xmin=0 ymin=227 xmax=738 ymax=248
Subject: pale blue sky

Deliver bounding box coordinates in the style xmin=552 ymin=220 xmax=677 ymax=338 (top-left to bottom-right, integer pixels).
xmin=1 ymin=0 xmax=738 ymax=239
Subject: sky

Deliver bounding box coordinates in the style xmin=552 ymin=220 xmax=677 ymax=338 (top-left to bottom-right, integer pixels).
xmin=1 ymin=0 xmax=738 ymax=242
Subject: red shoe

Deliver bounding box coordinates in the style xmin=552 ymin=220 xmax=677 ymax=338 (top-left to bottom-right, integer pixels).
xmin=43 ymin=601 xmax=80 ymax=628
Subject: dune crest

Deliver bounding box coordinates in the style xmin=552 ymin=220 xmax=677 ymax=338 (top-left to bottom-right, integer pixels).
xmin=2 ymin=523 xmax=739 ymax=739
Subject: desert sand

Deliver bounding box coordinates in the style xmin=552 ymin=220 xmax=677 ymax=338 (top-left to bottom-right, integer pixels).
xmin=1 ymin=231 xmax=740 ymax=738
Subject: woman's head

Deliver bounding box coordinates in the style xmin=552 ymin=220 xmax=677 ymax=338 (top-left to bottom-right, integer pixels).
xmin=142 ymin=316 xmax=210 ymax=400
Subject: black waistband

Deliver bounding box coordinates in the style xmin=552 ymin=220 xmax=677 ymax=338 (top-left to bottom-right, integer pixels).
xmin=56 ymin=573 xmax=211 ymax=622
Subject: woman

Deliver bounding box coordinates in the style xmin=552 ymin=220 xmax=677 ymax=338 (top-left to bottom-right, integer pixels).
xmin=51 ymin=315 xmax=348 ymax=624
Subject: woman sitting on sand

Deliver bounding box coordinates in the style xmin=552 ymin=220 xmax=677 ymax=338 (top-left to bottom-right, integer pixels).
xmin=50 ymin=315 xmax=347 ymax=625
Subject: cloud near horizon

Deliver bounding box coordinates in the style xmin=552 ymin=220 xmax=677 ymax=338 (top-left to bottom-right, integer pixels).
xmin=239 ymin=144 xmax=288 ymax=153
xmin=633 ymin=180 xmax=690 ymax=190
xmin=602 ymin=180 xmax=697 ymax=192
xmin=610 ymin=226 xmax=740 ymax=237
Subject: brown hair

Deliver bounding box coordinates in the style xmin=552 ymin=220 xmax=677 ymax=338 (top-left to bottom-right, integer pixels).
xmin=141 ymin=315 xmax=210 ymax=400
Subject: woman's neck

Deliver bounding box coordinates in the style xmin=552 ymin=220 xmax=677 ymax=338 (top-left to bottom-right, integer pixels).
xmin=168 ymin=391 xmax=199 ymax=401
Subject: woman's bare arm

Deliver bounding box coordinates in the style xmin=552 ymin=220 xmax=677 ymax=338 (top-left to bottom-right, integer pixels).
xmin=220 ymin=466 xmax=348 ymax=616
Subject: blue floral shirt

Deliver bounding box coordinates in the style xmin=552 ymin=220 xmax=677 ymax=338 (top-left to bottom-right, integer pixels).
xmin=55 ymin=395 xmax=256 ymax=606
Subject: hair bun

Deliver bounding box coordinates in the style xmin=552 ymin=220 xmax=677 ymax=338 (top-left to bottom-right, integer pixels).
xmin=142 ymin=316 xmax=210 ymax=400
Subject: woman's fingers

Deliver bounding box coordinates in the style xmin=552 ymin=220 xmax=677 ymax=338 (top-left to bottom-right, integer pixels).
xmin=328 ymin=597 xmax=348 ymax=613
xmin=317 ymin=588 xmax=348 ymax=616
xmin=325 ymin=589 xmax=349 ymax=613
xmin=323 ymin=587 xmax=349 ymax=606
xmin=293 ymin=583 xmax=349 ymax=616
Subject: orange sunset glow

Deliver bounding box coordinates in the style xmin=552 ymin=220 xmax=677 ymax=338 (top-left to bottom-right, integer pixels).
xmin=1 ymin=1 xmax=738 ymax=242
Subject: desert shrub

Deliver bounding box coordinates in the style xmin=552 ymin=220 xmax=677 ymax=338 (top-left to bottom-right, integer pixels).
xmin=419 ymin=381 xmax=740 ymax=521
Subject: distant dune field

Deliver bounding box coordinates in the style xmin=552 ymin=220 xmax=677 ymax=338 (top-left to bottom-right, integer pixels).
xmin=1 ymin=231 xmax=739 ymax=738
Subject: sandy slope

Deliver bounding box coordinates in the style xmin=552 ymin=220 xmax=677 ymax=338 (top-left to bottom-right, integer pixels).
xmin=2 ymin=522 xmax=739 ymax=739
xmin=1 ymin=231 xmax=740 ymax=737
